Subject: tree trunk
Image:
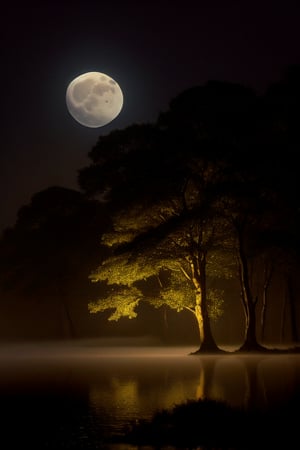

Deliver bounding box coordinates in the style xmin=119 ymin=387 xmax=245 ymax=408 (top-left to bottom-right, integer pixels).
xmin=190 ymin=255 xmax=222 ymax=354
xmin=61 ymin=298 xmax=76 ymax=338
xmin=56 ymin=279 xmax=76 ymax=339
xmin=239 ymin=296 xmax=260 ymax=351
xmin=192 ymin=308 xmax=221 ymax=353
xmin=235 ymin=224 xmax=263 ymax=352
xmin=280 ymin=288 xmax=287 ymax=344
xmin=260 ymin=260 xmax=273 ymax=343
xmin=287 ymin=274 xmax=299 ymax=345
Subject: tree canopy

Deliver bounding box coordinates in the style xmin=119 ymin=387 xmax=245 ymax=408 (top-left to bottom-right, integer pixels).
xmin=81 ymin=72 xmax=300 ymax=352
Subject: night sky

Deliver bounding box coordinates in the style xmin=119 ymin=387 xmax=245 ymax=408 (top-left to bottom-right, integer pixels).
xmin=1 ymin=0 xmax=300 ymax=232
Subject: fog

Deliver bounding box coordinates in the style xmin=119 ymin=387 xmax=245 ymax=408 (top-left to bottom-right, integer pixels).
xmin=0 ymin=336 xmax=196 ymax=359
xmin=0 ymin=339 xmax=299 ymax=449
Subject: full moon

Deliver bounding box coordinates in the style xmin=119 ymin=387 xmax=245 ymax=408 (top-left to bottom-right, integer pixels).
xmin=66 ymin=72 xmax=123 ymax=128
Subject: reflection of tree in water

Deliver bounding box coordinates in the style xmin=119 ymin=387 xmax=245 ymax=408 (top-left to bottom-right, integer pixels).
xmin=87 ymin=356 xmax=202 ymax=434
xmin=88 ymin=355 xmax=295 ymax=438
xmin=117 ymin=354 xmax=300 ymax=448
xmin=193 ymin=354 xmax=298 ymax=412
xmin=193 ymin=356 xmax=250 ymax=408
xmin=256 ymin=356 xmax=298 ymax=409
xmin=89 ymin=377 xmax=140 ymax=436
xmin=80 ymin=352 xmax=300 ymax=447
xmin=194 ymin=357 xmax=217 ymax=401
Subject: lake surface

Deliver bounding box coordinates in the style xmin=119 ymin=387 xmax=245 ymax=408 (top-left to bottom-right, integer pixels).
xmin=0 ymin=340 xmax=299 ymax=449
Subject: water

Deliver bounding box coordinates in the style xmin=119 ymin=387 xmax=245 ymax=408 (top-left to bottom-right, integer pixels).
xmin=0 ymin=340 xmax=299 ymax=449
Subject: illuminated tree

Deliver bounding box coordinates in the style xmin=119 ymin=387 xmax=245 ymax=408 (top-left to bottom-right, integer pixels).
xmin=88 ymin=170 xmax=236 ymax=352
xmin=81 ymin=82 xmax=255 ymax=352
xmin=83 ymin=76 xmax=300 ymax=351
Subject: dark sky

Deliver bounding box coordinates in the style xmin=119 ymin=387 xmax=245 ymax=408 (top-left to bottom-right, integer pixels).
xmin=1 ymin=0 xmax=300 ymax=232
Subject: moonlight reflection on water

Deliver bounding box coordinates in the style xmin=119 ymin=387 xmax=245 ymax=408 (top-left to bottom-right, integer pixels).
xmin=0 ymin=340 xmax=299 ymax=449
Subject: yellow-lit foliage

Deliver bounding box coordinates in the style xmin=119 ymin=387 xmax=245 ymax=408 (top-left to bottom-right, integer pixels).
xmin=88 ymin=170 xmax=235 ymax=342
xmin=89 ymin=253 xmax=160 ymax=286
xmin=101 ymin=201 xmax=180 ymax=247
xmin=151 ymin=271 xmax=224 ymax=320
xmin=88 ymin=286 xmax=142 ymax=320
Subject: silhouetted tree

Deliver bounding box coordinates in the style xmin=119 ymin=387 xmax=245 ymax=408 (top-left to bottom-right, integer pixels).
xmin=81 ymin=73 xmax=300 ymax=351
xmin=82 ymin=83 xmax=256 ymax=352
xmin=0 ymin=186 xmax=110 ymax=339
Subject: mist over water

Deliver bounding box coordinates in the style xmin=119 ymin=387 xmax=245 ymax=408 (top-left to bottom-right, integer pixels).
xmin=0 ymin=339 xmax=299 ymax=449
xmin=0 ymin=337 xmax=199 ymax=360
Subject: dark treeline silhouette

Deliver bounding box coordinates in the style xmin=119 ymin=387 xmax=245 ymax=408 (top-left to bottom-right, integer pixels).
xmin=0 ymin=65 xmax=299 ymax=349
xmin=0 ymin=187 xmax=111 ymax=339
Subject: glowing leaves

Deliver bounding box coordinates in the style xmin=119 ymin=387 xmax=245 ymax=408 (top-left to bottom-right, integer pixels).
xmin=101 ymin=202 xmax=176 ymax=248
xmin=155 ymin=270 xmax=195 ymax=311
xmin=89 ymin=253 xmax=160 ymax=286
xmin=88 ymin=286 xmax=142 ymax=321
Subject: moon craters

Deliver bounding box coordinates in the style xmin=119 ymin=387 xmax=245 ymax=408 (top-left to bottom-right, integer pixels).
xmin=66 ymin=71 xmax=123 ymax=128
